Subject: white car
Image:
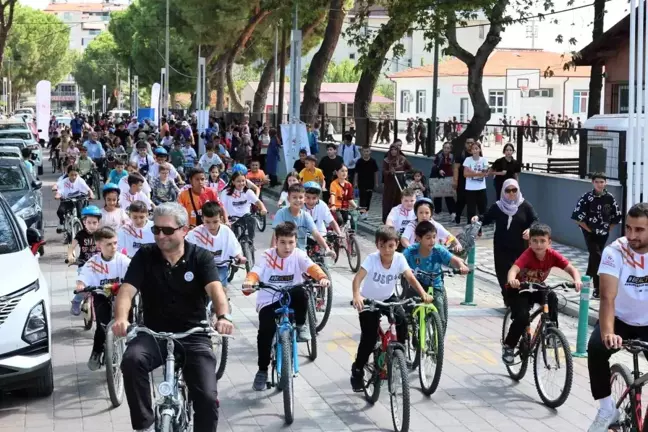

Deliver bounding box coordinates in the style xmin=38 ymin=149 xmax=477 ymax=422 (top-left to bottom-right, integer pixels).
xmin=14 ymin=108 xmax=35 ymax=117
xmin=0 ymin=194 xmax=52 ymax=397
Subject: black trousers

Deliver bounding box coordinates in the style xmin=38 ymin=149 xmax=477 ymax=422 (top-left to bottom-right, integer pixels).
xmin=257 ymin=288 xmax=307 ymax=372
xmin=122 ymin=334 xmax=218 ymax=431
xmin=454 ymin=182 xmax=467 ymax=223
xmin=433 ymin=196 xmax=455 ymax=214
xmin=582 ymin=230 xmax=608 ymax=290
xmin=322 ymin=191 xmax=331 ymax=206
xmin=92 ymin=294 xmax=112 ymax=354
xmin=494 ymin=248 xmax=522 ymax=299
xmin=57 ymin=200 xmax=83 ymax=224
xmin=588 ymin=319 xmax=648 ymax=400
xmin=358 ymin=188 xmax=373 ymax=211
xmin=415 ymin=137 xmax=427 ymax=155
xmin=504 ymin=289 xmax=558 ymax=348
xmin=353 ymin=296 xmax=407 ymax=370
xmin=465 ymin=189 xmax=487 ymax=223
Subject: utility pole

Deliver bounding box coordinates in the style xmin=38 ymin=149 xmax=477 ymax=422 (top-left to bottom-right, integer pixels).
xmin=163 ymin=0 xmax=170 ymax=117
xmin=288 ymin=1 xmax=302 ymax=121
xmin=526 ymin=19 xmax=538 ymax=49
xmin=277 ymin=26 xmax=287 ymax=126
xmin=273 ymin=24 xmax=278 ymax=124
xmin=129 ymin=56 xmax=133 ymax=114
xmin=115 ymin=64 xmax=120 ymax=109
xmin=429 ymin=37 xmax=439 ymax=156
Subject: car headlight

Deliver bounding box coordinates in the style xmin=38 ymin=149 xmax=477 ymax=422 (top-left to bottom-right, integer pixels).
xmin=13 ymin=195 xmax=40 ymax=220
xmin=22 ymin=301 xmax=47 ymax=344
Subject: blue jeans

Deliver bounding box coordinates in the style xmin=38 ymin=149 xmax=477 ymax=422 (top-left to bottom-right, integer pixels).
xmin=218 ymin=266 xmax=228 ymax=288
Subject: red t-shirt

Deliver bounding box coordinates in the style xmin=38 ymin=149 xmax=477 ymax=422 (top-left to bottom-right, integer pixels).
xmin=514 ymin=248 xmax=569 ymax=283
xmin=178 ymin=187 xmax=221 ymax=227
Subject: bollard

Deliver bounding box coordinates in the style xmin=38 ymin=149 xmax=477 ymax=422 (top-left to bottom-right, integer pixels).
xmin=573 ymin=275 xmax=591 ymax=358
xmin=461 ymin=247 xmax=477 ymax=306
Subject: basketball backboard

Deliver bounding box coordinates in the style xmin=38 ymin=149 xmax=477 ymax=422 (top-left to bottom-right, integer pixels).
xmin=506 ymin=69 xmax=540 ymax=91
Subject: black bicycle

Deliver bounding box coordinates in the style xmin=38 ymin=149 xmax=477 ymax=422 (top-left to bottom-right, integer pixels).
xmin=305 ymin=236 xmax=335 ymax=332
xmin=501 ymin=281 xmax=575 ymax=408
xmin=228 ymin=214 xmax=255 ymax=282
xmin=609 ymin=339 xmax=648 ymax=431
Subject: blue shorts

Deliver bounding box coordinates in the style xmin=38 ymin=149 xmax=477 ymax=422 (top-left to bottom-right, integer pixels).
xmin=218 ymin=266 xmax=228 ymax=288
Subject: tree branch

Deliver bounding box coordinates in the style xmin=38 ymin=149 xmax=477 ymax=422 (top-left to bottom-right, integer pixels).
xmin=444 ymin=13 xmax=474 ymax=65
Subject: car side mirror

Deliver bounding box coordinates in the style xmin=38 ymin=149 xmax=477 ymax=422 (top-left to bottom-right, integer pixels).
xmin=26 ymin=227 xmax=41 ymax=245
xmin=32 ymin=180 xmax=42 ymax=190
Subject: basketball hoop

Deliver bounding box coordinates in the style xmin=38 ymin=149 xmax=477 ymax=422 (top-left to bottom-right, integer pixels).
xmin=520 ymin=86 xmax=529 ymax=98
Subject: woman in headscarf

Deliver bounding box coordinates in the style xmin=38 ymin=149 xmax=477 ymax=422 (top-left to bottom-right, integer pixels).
xmin=471 ymin=178 xmax=538 ymax=305
xmin=382 ymin=144 xmax=412 ymax=222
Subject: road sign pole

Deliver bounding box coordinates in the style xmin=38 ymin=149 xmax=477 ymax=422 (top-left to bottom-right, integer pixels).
xmin=573 ymin=275 xmax=592 ymax=358
xmin=461 ymin=247 xmax=477 ymax=306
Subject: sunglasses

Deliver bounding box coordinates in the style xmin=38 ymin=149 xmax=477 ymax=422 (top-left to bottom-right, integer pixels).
xmin=505 ymin=188 xmax=518 ymax=194
xmin=151 ymin=225 xmax=183 ymax=235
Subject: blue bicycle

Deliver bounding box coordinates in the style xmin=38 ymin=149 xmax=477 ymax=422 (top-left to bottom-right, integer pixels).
xmin=255 ymin=280 xmax=320 ymax=424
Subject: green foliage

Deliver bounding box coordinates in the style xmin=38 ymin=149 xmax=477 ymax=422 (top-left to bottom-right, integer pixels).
xmin=72 ymin=32 xmax=120 ymax=97
xmin=324 ymin=59 xmax=361 ymax=83
xmin=7 ymin=5 xmax=73 ymax=94
xmin=375 ymin=80 xmax=394 ymax=98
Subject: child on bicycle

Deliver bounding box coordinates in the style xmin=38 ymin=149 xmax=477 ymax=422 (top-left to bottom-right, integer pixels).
xmin=329 ymin=164 xmax=357 ymax=228
xmin=219 ymin=171 xmax=267 ymax=241
xmin=55 ymin=165 xmax=94 ymax=231
xmin=400 ymin=198 xmax=462 ymax=252
xmin=76 ymin=227 xmax=131 ymax=371
xmin=69 ymin=205 xmax=102 ymax=315
xmin=277 ymin=171 xmax=300 ymax=207
xmin=350 ymin=225 xmax=432 ymax=392
xmin=107 ymin=159 xmax=128 ymax=186
xmin=503 ymin=222 xmax=582 ymax=365
xmin=117 ymin=200 xmax=155 ymax=258
xmin=243 ymin=222 xmax=330 ymax=391
xmin=403 ymin=221 xmax=469 ymax=327
xmin=304 ymin=181 xmax=341 ymax=237
xmin=186 ymin=202 xmax=246 ymax=288
xmin=119 ymin=173 xmax=153 ymax=211
xmin=199 ymin=143 xmax=224 ymax=173
xmin=386 ymin=188 xmax=417 ymax=236
xmin=207 ymin=165 xmax=227 ymax=193
xmin=100 ymin=183 xmax=129 ymax=231
xmin=246 ymin=159 xmax=269 ymax=198
xmin=118 ymin=162 xmax=151 ymax=196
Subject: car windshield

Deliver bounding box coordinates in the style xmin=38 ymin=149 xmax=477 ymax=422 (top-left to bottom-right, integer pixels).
xmin=0 ymin=123 xmax=27 ymax=131
xmin=0 ymin=207 xmax=21 ymax=255
xmin=0 ymin=165 xmax=27 ymax=191
xmin=0 ymin=142 xmax=25 ymax=149
xmin=0 ymin=132 xmax=31 ymax=140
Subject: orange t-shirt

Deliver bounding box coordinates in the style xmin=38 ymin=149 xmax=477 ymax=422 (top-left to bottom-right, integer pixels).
xmin=178 ymin=187 xmax=221 ymax=227
xmin=246 ymin=170 xmax=266 ymax=190
xmin=329 ymin=179 xmax=354 ymax=210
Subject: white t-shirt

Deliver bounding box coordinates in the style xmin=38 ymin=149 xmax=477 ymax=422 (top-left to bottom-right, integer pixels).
xmin=57 ymin=176 xmax=92 ymax=198
xmin=131 ymin=154 xmax=155 ymax=172
xmin=101 ymin=207 xmax=130 ymax=231
xmin=304 ymin=201 xmax=335 ymax=234
xmin=117 ymin=221 xmax=155 ymax=258
xmin=401 ymin=219 xmax=454 ymax=246
xmin=278 ymin=191 xmax=288 ymax=206
xmin=249 ymin=248 xmax=316 ymax=311
xmin=219 ymin=189 xmax=259 ymax=218
xmin=463 ymin=156 xmax=488 ymax=191
xmin=119 ymin=190 xmax=153 ymax=210
xmin=387 ymin=204 xmax=416 ymax=235
xmin=360 ymin=252 xmax=410 ymax=301
xmin=77 ymin=252 xmax=131 ymax=294
xmin=118 ymin=175 xmax=151 ymax=196
xmin=198 ymin=153 xmax=223 ymax=173
xmin=599 ymin=237 xmax=648 ymax=326
xmin=186 ymin=224 xmax=242 ymax=266
xmin=148 ymin=162 xmax=179 ymax=180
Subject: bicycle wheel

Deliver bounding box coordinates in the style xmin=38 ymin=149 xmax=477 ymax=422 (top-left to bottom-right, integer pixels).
xmin=346 ymin=235 xmax=361 ymax=273
xmin=215 ymin=336 xmax=229 ymax=380
xmin=255 ymin=213 xmax=266 ymax=232
xmin=51 ymin=156 xmax=57 ymax=174
xmin=82 ymin=296 xmax=94 ymax=331
xmin=306 ymin=292 xmax=318 ymax=361
xmin=279 ymin=330 xmax=294 ymax=424
xmin=314 ymin=266 xmax=333 ymax=333
xmin=389 ymin=349 xmax=411 ymax=432
xmin=419 ymin=312 xmax=444 ymax=396
xmin=405 ymin=319 xmax=419 ymax=370
xmin=611 ymin=363 xmax=639 ymax=431
xmin=159 ymin=412 xmax=172 ymax=432
xmin=92 ymin=171 xmax=101 ymax=199
xmin=242 ymin=241 xmax=254 ymax=272
xmin=533 ymin=326 xmax=573 ymax=408
xmin=442 ymin=289 xmax=449 ymax=333
xmin=363 ymin=349 xmax=381 ymax=404
xmin=105 ymin=324 xmax=125 ymax=407
xmin=501 ymin=308 xmax=529 ymax=381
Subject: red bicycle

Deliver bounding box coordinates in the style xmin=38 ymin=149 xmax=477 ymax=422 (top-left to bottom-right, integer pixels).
xmin=610 ymin=339 xmax=648 ymax=431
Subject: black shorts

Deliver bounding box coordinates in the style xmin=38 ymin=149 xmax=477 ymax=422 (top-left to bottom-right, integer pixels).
xmin=72 ymin=133 xmax=81 ymax=142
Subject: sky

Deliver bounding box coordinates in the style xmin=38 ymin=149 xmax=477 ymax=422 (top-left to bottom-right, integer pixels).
xmin=20 ymin=0 xmax=631 ymax=53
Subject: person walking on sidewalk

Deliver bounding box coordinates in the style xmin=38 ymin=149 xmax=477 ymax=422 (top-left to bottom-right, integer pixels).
xmin=571 ymin=173 xmax=622 ymax=298
xmin=452 ymin=138 xmax=475 ymax=225
xmin=472 ymin=178 xmax=537 ymax=306
xmin=430 ymin=142 xmax=455 ymax=218
xmin=382 ymin=144 xmax=412 ymax=223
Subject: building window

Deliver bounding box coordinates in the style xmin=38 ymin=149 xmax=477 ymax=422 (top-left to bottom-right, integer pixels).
xmin=529 ymin=89 xmax=553 ymax=97
xmin=489 ymin=90 xmax=506 ymax=114
xmin=479 ymin=25 xmax=485 ymax=39
xmin=573 ymin=90 xmax=589 ymax=113
xmin=349 ymin=53 xmax=355 ymax=60
xmin=349 ymin=17 xmax=355 ymax=23
xmin=416 ymin=90 xmax=426 ymax=113
xmin=88 ymin=29 xmax=100 ymax=36
xmin=62 ymin=12 xmax=72 ymax=20
xmin=400 ymin=90 xmax=412 ymax=113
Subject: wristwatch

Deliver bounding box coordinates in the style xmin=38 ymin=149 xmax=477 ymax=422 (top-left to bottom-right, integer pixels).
xmin=217 ymin=314 xmax=233 ymax=323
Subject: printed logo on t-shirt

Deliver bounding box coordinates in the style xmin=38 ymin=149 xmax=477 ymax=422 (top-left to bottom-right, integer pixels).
xmin=87 ymin=261 xmax=109 ymax=275
xmin=123 ymin=226 xmax=143 ymax=239
xmin=601 ymin=254 xmax=616 ymax=269
xmin=269 ymin=275 xmax=294 ymax=283
xmin=264 ymin=252 xmax=284 ymax=270
xmin=194 ymin=230 xmax=214 ymax=247
xmin=520 ymin=269 xmax=547 ymax=283
xmin=99 ymin=276 xmax=120 ymax=286
xmin=372 ymin=272 xmax=398 ymax=286
xmin=626 ymin=275 xmax=648 ymax=287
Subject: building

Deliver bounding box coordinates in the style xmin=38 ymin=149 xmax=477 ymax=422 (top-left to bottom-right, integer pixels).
xmin=302 ymin=6 xmax=491 ymax=74
xmin=388 ymin=49 xmax=591 ymax=125
xmin=575 ymin=13 xmax=631 ymax=114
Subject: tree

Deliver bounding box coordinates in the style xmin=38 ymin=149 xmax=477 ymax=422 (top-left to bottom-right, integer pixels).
xmin=0 ymin=0 xmax=17 ymax=71
xmin=301 ymin=0 xmax=348 ymax=123
xmin=6 ymin=5 xmax=73 ymax=95
xmin=587 ymin=0 xmax=605 ymax=118
xmin=324 ymin=59 xmax=362 ymax=83
xmin=72 ymin=32 xmax=121 ymax=106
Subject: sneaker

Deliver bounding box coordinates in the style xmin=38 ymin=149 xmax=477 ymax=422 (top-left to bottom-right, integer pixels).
xmin=56 ymin=224 xmax=64 ymax=233
xmin=502 ymin=346 xmax=515 ymax=365
xmin=592 ymin=290 xmax=601 ymax=300
xmin=136 ymin=425 xmax=155 ymax=432
xmin=296 ymin=325 xmax=311 ymax=342
xmin=350 ymin=365 xmax=364 ymax=392
xmin=450 ymin=213 xmax=456 ymax=221
xmin=252 ymin=370 xmax=267 ymax=391
xmin=70 ymin=298 xmax=82 ymax=316
xmin=87 ymin=351 xmax=101 ymax=371
xmin=587 ymin=408 xmax=620 ymax=432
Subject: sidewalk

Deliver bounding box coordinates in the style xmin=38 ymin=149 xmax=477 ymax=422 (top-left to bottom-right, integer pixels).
xmin=264 ymin=185 xmax=601 ymax=324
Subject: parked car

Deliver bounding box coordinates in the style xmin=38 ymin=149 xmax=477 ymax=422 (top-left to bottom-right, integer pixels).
xmin=0 ymin=120 xmax=42 ymax=175
xmin=0 ymin=158 xmax=43 ymax=234
xmin=0 ymin=146 xmax=24 ymax=159
xmin=14 ymin=108 xmax=35 ymax=116
xmin=0 ymin=192 xmax=52 ymax=397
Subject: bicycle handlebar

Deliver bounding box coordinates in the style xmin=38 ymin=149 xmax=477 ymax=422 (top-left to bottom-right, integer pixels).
xmin=349 ymin=298 xmax=415 ymax=312
xmin=126 ymin=324 xmax=229 ymax=343
xmin=414 ymin=268 xmax=471 ymax=279
xmin=622 ymin=339 xmax=648 ymax=352
xmin=73 ymin=284 xmax=118 ymax=295
xmin=518 ymin=281 xmax=576 ymax=294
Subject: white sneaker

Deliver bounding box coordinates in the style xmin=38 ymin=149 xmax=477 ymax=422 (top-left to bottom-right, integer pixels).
xmin=450 ymin=213 xmax=456 ymax=220
xmin=587 ymin=408 xmax=620 ymax=432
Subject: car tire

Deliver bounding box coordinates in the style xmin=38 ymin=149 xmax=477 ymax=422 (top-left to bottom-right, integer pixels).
xmin=30 ymin=362 xmax=54 ymax=397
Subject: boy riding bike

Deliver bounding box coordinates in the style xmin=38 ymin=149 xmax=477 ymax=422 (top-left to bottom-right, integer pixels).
xmin=243 ymin=222 xmax=330 ymax=391
xmin=503 ymin=223 xmax=582 ymax=365
xmin=68 ymin=205 xmax=102 ymax=315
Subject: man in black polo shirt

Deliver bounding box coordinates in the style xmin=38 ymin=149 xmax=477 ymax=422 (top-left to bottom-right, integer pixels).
xmin=112 ymin=202 xmax=232 ymax=432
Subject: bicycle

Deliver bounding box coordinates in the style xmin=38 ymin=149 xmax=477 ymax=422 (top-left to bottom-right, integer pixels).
xmin=609 ymin=339 xmax=648 ymax=431
xmin=501 ymin=281 xmax=575 ymax=408
xmin=331 ymin=208 xmax=362 ymax=273
xmin=51 ymin=149 xmax=62 ymax=173
xmin=252 ymin=281 xmax=320 ymax=425
xmin=227 ymin=214 xmax=255 ymax=282
xmin=251 ymin=201 xmax=267 ymax=232
xmin=352 ymin=298 xmax=414 ymax=432
xmin=59 ymin=193 xmax=88 ymax=244
xmin=305 ymin=235 xmax=335 ymax=332
xmin=125 ymin=324 xmax=230 ymax=432
xmin=73 ymin=283 xmax=125 ymax=408
xmin=66 ymin=260 xmax=93 ymax=330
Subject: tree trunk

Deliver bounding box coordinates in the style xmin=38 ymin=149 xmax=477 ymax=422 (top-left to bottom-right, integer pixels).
xmin=226 ymin=9 xmax=272 ymax=111
xmin=444 ymin=0 xmax=507 ymax=154
xmin=301 ymin=0 xmax=347 ymax=124
xmin=253 ymin=14 xmax=326 ymax=115
xmin=0 ymin=1 xmax=17 ymax=73
xmin=211 ymin=55 xmax=226 ymax=111
xmin=587 ymin=0 xmax=606 ymax=118
xmin=353 ymin=15 xmax=412 ymax=147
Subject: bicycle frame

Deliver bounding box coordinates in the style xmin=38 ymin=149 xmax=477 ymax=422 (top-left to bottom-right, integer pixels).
xmin=411 ymin=301 xmax=439 ymax=353
xmin=615 ymin=347 xmax=648 ymax=430
xmin=376 ymin=318 xmax=400 ymax=379
xmin=275 ymin=302 xmax=299 ymax=378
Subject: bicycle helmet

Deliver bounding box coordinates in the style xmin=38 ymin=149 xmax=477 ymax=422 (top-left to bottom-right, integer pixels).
xmin=414 ymin=197 xmax=434 ymax=213
xmin=102 ymin=182 xmax=120 ymax=194
xmin=303 ymin=181 xmax=321 ymax=191
xmin=154 ymin=147 xmax=168 ymax=156
xmin=81 ymin=205 xmax=102 ymax=218
xmin=232 ymin=163 xmax=248 ymax=175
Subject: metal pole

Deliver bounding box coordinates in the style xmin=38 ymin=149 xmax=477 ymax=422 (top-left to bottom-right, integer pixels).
xmin=461 ymin=247 xmax=477 ymax=306
xmin=196 ymin=44 xmax=202 ymax=112
xmin=277 ymin=27 xmax=287 ymax=126
xmin=115 ymin=64 xmax=120 ymax=109
xmin=129 ymin=56 xmax=133 ymax=113
xmin=164 ymin=0 xmax=170 ymax=117
xmin=628 ymin=0 xmax=637 ymax=206
xmin=92 ymin=89 xmax=95 ymax=114
xmin=573 ymin=276 xmax=591 ymax=357
xmin=273 ymin=25 xmax=278 ymax=119
xmin=430 ymin=36 xmax=440 ymax=156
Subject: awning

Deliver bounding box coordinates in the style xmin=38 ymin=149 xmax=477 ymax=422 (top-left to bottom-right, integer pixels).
xmin=319 ymin=92 xmax=393 ymax=104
